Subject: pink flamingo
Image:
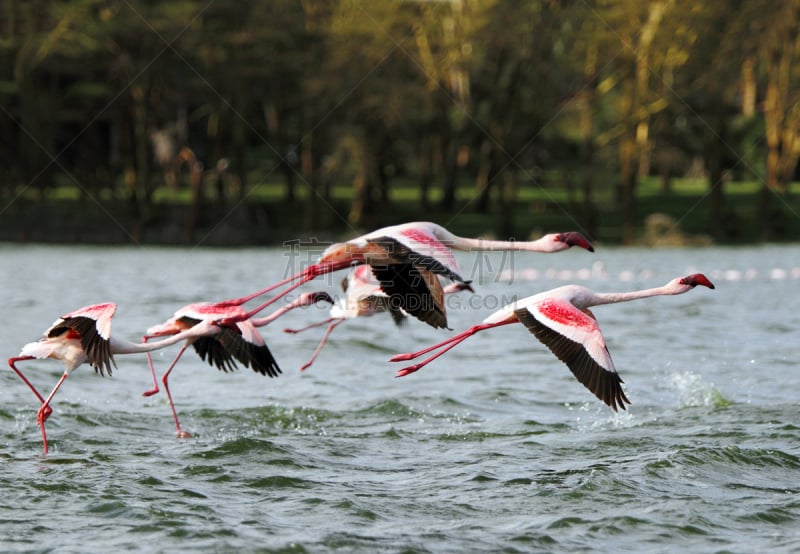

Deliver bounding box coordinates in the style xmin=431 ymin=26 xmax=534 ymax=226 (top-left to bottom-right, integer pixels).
xmin=7 ymin=302 xmax=221 ymax=454
xmin=219 ymin=221 xmax=594 ymax=330
xmin=142 ymin=292 xmax=333 ymax=437
xmin=390 ymin=274 xmax=715 ymax=411
xmin=285 ymin=265 xmax=473 ymax=371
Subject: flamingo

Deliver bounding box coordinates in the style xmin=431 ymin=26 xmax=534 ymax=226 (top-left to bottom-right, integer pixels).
xmin=389 ymin=274 xmax=715 ymax=411
xmin=285 ymin=265 xmax=473 ymax=371
xmin=142 ymin=291 xmax=334 ymax=437
xmin=7 ymin=302 xmax=222 ymax=454
xmin=218 ymin=222 xmax=594 ymax=330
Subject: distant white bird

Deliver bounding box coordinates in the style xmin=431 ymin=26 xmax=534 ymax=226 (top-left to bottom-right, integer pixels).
xmin=284 ymin=265 xmax=473 ymax=371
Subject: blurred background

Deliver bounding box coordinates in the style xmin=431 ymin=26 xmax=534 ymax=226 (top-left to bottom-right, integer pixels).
xmin=1 ymin=0 xmax=799 ymax=246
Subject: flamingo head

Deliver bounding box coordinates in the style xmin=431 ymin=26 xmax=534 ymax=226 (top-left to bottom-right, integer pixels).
xmin=296 ymin=291 xmax=335 ymax=307
xmin=145 ymin=318 xmax=190 ymax=338
xmin=319 ymin=242 xmax=362 ymax=265
xmin=679 ymin=273 xmax=715 ymax=289
xmin=553 ymin=232 xmax=595 ymax=252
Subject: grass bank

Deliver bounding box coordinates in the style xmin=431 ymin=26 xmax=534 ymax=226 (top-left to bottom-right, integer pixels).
xmin=1 ymin=176 xmax=799 ymax=246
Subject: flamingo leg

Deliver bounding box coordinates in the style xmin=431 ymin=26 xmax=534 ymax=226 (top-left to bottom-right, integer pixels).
xmin=284 ymin=317 xmax=338 ymax=334
xmin=8 ymin=357 xmax=54 ymax=423
xmin=217 ymin=260 xmax=355 ymax=325
xmin=37 ymin=371 xmax=70 ymax=455
xmin=391 ymin=320 xmax=516 ymax=377
xmin=299 ymin=318 xmax=345 ymax=371
xmin=219 ymin=268 xmax=313 ymax=306
xmin=141 ymin=336 xmax=162 ymax=397
xmin=159 ymin=345 xmax=191 ymax=439
xmin=218 ymin=278 xmax=312 ymax=325
xmin=8 ymin=357 xmax=47 ymax=404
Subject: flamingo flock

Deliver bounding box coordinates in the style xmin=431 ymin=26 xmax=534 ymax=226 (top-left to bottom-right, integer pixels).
xmin=6 ymin=221 xmax=715 ymax=454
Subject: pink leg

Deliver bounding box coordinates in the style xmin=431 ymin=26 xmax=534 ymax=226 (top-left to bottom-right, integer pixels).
xmin=38 ymin=371 xmax=70 ymax=455
xmin=8 ymin=357 xmax=53 ymax=421
xmin=141 ymin=336 xmax=163 ymax=397
xmin=219 ymin=268 xmax=314 ymax=306
xmin=299 ymin=319 xmax=344 ymax=371
xmin=284 ymin=317 xmax=338 ymax=334
xmin=218 ymin=277 xmax=312 ymax=325
xmin=217 ymin=260 xmax=355 ymax=325
xmin=159 ymin=345 xmax=191 ymax=438
xmin=391 ymin=321 xmax=515 ymax=377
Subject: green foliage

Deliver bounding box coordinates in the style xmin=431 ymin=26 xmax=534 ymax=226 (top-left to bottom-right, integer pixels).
xmin=0 ymin=0 xmax=798 ymax=244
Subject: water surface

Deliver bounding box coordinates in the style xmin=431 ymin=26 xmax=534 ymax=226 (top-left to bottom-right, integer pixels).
xmin=0 ymin=243 xmax=798 ymax=553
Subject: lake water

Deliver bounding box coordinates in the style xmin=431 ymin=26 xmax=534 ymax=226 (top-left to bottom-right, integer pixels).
xmin=0 ymin=243 xmax=798 ymax=553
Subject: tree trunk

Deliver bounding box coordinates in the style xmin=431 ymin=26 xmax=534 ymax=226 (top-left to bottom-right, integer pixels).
xmin=617 ymin=1 xmax=667 ymax=245
xmin=131 ymin=83 xmax=151 ymax=242
xmin=349 ymin=138 xmax=373 ymax=228
xmin=704 ymin=112 xmax=725 ymax=241
xmin=619 ymin=133 xmax=638 ymax=245
xmin=580 ymin=40 xmax=598 ymax=239
xmin=618 ymin=76 xmax=638 ymax=245
xmin=264 ymin=101 xmax=296 ymax=203
xmin=497 ymin=171 xmax=517 ymax=238
xmin=440 ymin=137 xmax=458 ymax=210
xmin=301 ymin=134 xmax=319 ymax=233
xmin=475 ymin=138 xmax=494 ymax=213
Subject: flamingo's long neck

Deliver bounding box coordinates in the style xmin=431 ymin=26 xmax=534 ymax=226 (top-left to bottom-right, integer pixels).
xmin=250 ymin=301 xmax=303 ymax=327
xmin=109 ymin=326 xmax=209 ymax=354
xmin=447 ymin=234 xmax=552 ymax=253
xmin=588 ymin=283 xmax=687 ymax=308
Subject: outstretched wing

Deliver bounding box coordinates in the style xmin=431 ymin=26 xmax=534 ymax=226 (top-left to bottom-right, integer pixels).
xmin=365 ymin=237 xmax=467 ymax=284
xmin=49 ymin=303 xmax=118 ymax=376
xmin=192 ymin=331 xmax=281 ymax=377
xmin=192 ymin=336 xmax=239 ymax=373
xmin=363 ymin=236 xmax=467 ymax=329
xmin=370 ymin=262 xmax=447 ymax=329
xmin=513 ymin=301 xmax=630 ymax=412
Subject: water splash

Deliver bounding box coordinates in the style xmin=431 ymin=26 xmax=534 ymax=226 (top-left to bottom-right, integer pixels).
xmin=670 ymin=371 xmax=731 ymax=409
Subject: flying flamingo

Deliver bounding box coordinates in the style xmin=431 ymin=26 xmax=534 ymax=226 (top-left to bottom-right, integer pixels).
xmin=142 ymin=291 xmax=333 ymax=437
xmin=285 ymin=265 xmax=473 ymax=371
xmin=218 ymin=221 xmax=594 ymax=330
xmin=390 ymin=274 xmax=715 ymax=411
xmin=7 ymin=302 xmax=222 ymax=454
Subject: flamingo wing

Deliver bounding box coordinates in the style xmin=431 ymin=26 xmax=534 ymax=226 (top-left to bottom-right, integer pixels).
xmin=179 ymin=315 xmax=241 ymax=373
xmin=193 ymin=336 xmax=240 ymax=373
xmin=363 ymin=295 xmax=408 ymax=326
xmin=370 ymin=262 xmax=447 ymax=329
xmin=513 ymin=301 xmax=630 ymax=411
xmin=395 ymin=225 xmax=463 ymax=278
xmin=192 ymin=330 xmax=281 ymax=377
xmin=362 ymin=237 xmax=461 ymax=329
xmin=48 ymin=315 xmax=116 ymax=376
xmin=215 ymin=323 xmax=281 ymax=378
xmin=365 ymin=237 xmax=467 ymax=284
xmin=61 ymin=302 xmax=116 ymax=340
